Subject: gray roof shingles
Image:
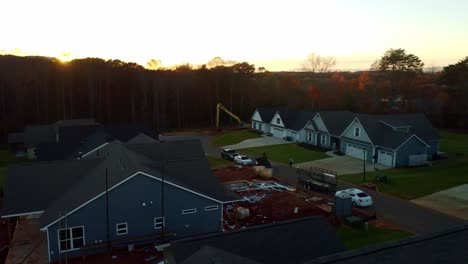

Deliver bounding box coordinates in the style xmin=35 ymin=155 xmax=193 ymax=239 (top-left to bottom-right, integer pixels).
xmin=171 ymin=216 xmax=345 ymax=264
xmin=307 ymin=224 xmax=468 ymax=264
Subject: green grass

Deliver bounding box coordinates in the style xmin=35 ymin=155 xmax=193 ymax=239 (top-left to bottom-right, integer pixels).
xmin=207 ymin=156 xmax=232 ymax=169
xmin=212 ymin=130 xmax=262 ymax=146
xmin=336 ymin=225 xmax=413 ymax=250
xmin=240 ymin=143 xmax=329 ymax=164
xmin=340 ymin=131 xmax=468 ymax=200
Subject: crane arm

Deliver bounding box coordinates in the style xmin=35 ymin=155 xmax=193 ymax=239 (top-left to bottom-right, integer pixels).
xmin=216 ymin=103 xmax=243 ymax=129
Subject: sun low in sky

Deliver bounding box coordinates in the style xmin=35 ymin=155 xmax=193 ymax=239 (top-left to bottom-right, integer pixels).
xmin=1 ymin=0 xmax=467 ymax=71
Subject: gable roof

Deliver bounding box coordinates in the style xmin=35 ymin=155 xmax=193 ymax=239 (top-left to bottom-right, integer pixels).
xmin=171 ymin=216 xmax=345 ymax=264
xmin=36 ymin=123 xmax=158 ymax=161
xmin=275 ymin=109 xmax=317 ymax=131
xmin=174 ymin=245 xmax=261 ymax=264
xmin=380 ymin=113 xmax=440 ymax=141
xmin=255 ymin=108 xmax=278 ymax=123
xmin=1 ymin=140 xmax=239 ymax=228
xmin=1 ymin=159 xmax=103 ymax=217
xmin=307 ymin=224 xmax=468 ymax=264
xmin=318 ymin=111 xmax=355 ymax=136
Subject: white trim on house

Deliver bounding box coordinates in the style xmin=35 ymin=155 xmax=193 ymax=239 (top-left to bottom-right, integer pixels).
xmin=182 ymin=208 xmax=197 ymax=214
xmin=379 ymin=120 xmax=412 ymax=129
xmin=338 ymin=117 xmax=375 ymax=146
xmin=392 ymin=149 xmax=397 ymax=167
xmin=1 ymin=210 xmax=44 ymax=219
xmin=41 ymin=171 xmax=242 ymax=230
xmin=395 ymin=134 xmax=430 ymax=151
xmin=116 ymin=222 xmax=128 ymax=235
xmin=205 ymin=205 xmax=219 ymax=211
xmin=154 ymin=217 xmax=165 ymax=229
xmin=80 ymin=143 xmax=110 ymax=158
xmin=57 ymin=225 xmax=85 ymax=253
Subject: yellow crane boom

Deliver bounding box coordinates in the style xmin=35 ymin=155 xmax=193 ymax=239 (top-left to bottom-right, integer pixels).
xmin=216 ymin=103 xmax=247 ymax=129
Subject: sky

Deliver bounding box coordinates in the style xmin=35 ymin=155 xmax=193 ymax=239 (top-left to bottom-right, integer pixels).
xmin=1 ymin=0 xmax=467 ymax=71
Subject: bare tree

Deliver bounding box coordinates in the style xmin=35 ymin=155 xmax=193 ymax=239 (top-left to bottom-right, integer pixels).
xmin=301 ymin=53 xmax=337 ymax=73
xmin=319 ymin=56 xmax=336 ymax=73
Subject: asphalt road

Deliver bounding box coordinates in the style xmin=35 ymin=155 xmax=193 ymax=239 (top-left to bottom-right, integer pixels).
xmin=160 ymin=133 xmax=467 ymax=234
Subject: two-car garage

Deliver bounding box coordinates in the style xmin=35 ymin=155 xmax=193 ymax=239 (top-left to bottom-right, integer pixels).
xmin=346 ymin=144 xmax=367 ymax=160
xmin=272 ymin=127 xmax=285 ymax=139
xmin=345 ymin=142 xmax=394 ymax=167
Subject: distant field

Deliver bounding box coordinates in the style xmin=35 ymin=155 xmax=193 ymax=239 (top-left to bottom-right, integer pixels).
xmin=336 ymin=224 xmax=413 ymax=250
xmin=241 ymin=143 xmax=329 ymax=164
xmin=340 ymin=131 xmax=468 ymax=200
xmin=212 ymin=130 xmax=262 ymax=146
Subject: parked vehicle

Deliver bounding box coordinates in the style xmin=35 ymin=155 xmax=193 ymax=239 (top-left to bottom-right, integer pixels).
xmin=254 ymin=156 xmax=271 ymax=168
xmin=220 ymin=148 xmax=239 ymax=160
xmin=234 ymin=155 xmax=253 ymax=166
xmin=335 ymin=188 xmax=373 ymax=207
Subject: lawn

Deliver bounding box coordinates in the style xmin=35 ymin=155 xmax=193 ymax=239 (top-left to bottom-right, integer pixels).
xmin=212 ymin=130 xmax=262 ymax=146
xmin=207 ymin=156 xmax=232 ymax=169
xmin=240 ymin=143 xmax=329 ymax=164
xmin=336 ymin=224 xmax=413 ymax=250
xmin=340 ymin=131 xmax=468 ymax=200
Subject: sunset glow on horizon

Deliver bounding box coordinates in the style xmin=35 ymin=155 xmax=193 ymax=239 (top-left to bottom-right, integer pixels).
xmin=2 ymin=0 xmax=468 ymax=71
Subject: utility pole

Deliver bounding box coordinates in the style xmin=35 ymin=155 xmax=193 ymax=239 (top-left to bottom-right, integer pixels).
xmin=363 ymin=149 xmax=366 ymax=182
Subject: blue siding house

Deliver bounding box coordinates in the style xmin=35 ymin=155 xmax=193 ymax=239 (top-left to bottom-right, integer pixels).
xmin=1 ymin=140 xmax=239 ymax=263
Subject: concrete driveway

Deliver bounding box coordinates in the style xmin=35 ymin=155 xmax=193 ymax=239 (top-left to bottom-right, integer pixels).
xmin=294 ymin=156 xmax=391 ymax=176
xmin=223 ymin=136 xmax=290 ymax=150
xmin=412 ymin=184 xmax=468 ymax=221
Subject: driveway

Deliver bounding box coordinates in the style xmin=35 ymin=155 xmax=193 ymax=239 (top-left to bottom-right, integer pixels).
xmin=412 ymin=184 xmax=468 ymax=221
xmin=295 ymin=156 xmax=391 ymax=176
xmin=160 ymin=134 xmax=467 ymax=234
xmin=222 ymin=136 xmax=290 ymax=150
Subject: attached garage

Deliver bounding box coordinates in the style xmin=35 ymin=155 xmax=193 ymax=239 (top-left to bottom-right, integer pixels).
xmin=346 ymin=144 xmax=366 ymax=160
xmin=272 ymin=127 xmax=285 ymax=139
xmin=377 ymin=150 xmax=393 ymax=167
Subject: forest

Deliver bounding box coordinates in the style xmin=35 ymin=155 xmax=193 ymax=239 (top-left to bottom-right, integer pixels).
xmin=0 ymin=50 xmax=467 ymax=142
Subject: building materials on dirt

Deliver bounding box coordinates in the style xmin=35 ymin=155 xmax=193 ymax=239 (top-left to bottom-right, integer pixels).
xmin=253 ymin=165 xmax=273 ymax=178
xmin=309 ymin=196 xmax=323 ymax=202
xmin=226 ymin=180 xmax=251 ymax=191
xmin=297 ymin=166 xmax=337 ymax=193
xmin=236 ymin=207 xmax=250 ymax=220
xmin=243 ymin=194 xmax=270 ymax=203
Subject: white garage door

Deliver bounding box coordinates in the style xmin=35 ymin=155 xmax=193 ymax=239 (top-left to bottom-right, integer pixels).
xmin=272 ymin=127 xmax=284 ymax=139
xmin=346 ymin=144 xmax=366 ymax=160
xmin=378 ymin=150 xmax=393 ymax=167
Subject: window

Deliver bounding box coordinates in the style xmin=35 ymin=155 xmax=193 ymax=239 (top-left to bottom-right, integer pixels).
xmin=58 ymin=226 xmax=84 ymax=252
xmin=182 ymin=208 xmax=197 ymax=214
xmin=205 ymin=205 xmax=219 ymax=211
xmin=154 ymin=217 xmax=164 ymax=229
xmin=276 ymin=118 xmax=280 ymax=124
xmin=321 ymin=135 xmax=327 ymax=145
xmin=308 ymin=133 xmax=312 ymax=142
xmin=354 ymin=127 xmax=360 ymax=137
xmin=259 ymin=124 xmax=262 ymax=131
xmin=116 ymin=223 xmax=128 ymax=236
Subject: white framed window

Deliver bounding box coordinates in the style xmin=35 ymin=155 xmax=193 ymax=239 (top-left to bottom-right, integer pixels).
xmin=276 ymin=118 xmax=280 ymax=124
xmin=116 ymin=223 xmax=128 ymax=236
xmin=308 ymin=133 xmax=312 ymax=142
xmin=182 ymin=208 xmax=197 ymax=214
xmin=205 ymin=205 xmax=219 ymax=211
xmin=259 ymin=124 xmax=262 ymax=130
xmin=58 ymin=226 xmax=85 ymax=252
xmin=154 ymin=217 xmax=164 ymax=229
xmin=354 ymin=127 xmax=360 ymax=137
xmin=321 ymin=135 xmax=327 ymax=145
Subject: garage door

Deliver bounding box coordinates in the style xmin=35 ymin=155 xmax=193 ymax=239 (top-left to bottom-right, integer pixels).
xmin=346 ymin=144 xmax=366 ymax=160
xmin=272 ymin=127 xmax=284 ymax=139
xmin=378 ymin=150 xmax=393 ymax=166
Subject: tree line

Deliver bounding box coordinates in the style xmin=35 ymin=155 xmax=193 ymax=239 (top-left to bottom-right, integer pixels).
xmin=0 ymin=49 xmax=467 ymax=142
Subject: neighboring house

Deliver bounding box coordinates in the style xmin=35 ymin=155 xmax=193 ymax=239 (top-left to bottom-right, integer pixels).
xmin=307 ymin=224 xmax=468 ymax=264
xmin=36 ymin=123 xmax=158 ymax=161
xmin=7 ymin=119 xmax=98 ymax=159
xmin=339 ymin=114 xmax=439 ymax=167
xmin=250 ymin=108 xmax=440 ymax=167
xmin=251 ymin=108 xmax=277 ymax=134
xmin=1 ymin=140 xmax=239 ymax=263
xmin=169 ymin=216 xmax=345 ymax=264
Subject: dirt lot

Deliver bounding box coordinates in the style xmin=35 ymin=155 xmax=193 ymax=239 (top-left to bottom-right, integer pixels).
xmin=213 ymin=167 xmax=333 ymax=229
xmin=412 ymin=184 xmax=468 ymax=220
